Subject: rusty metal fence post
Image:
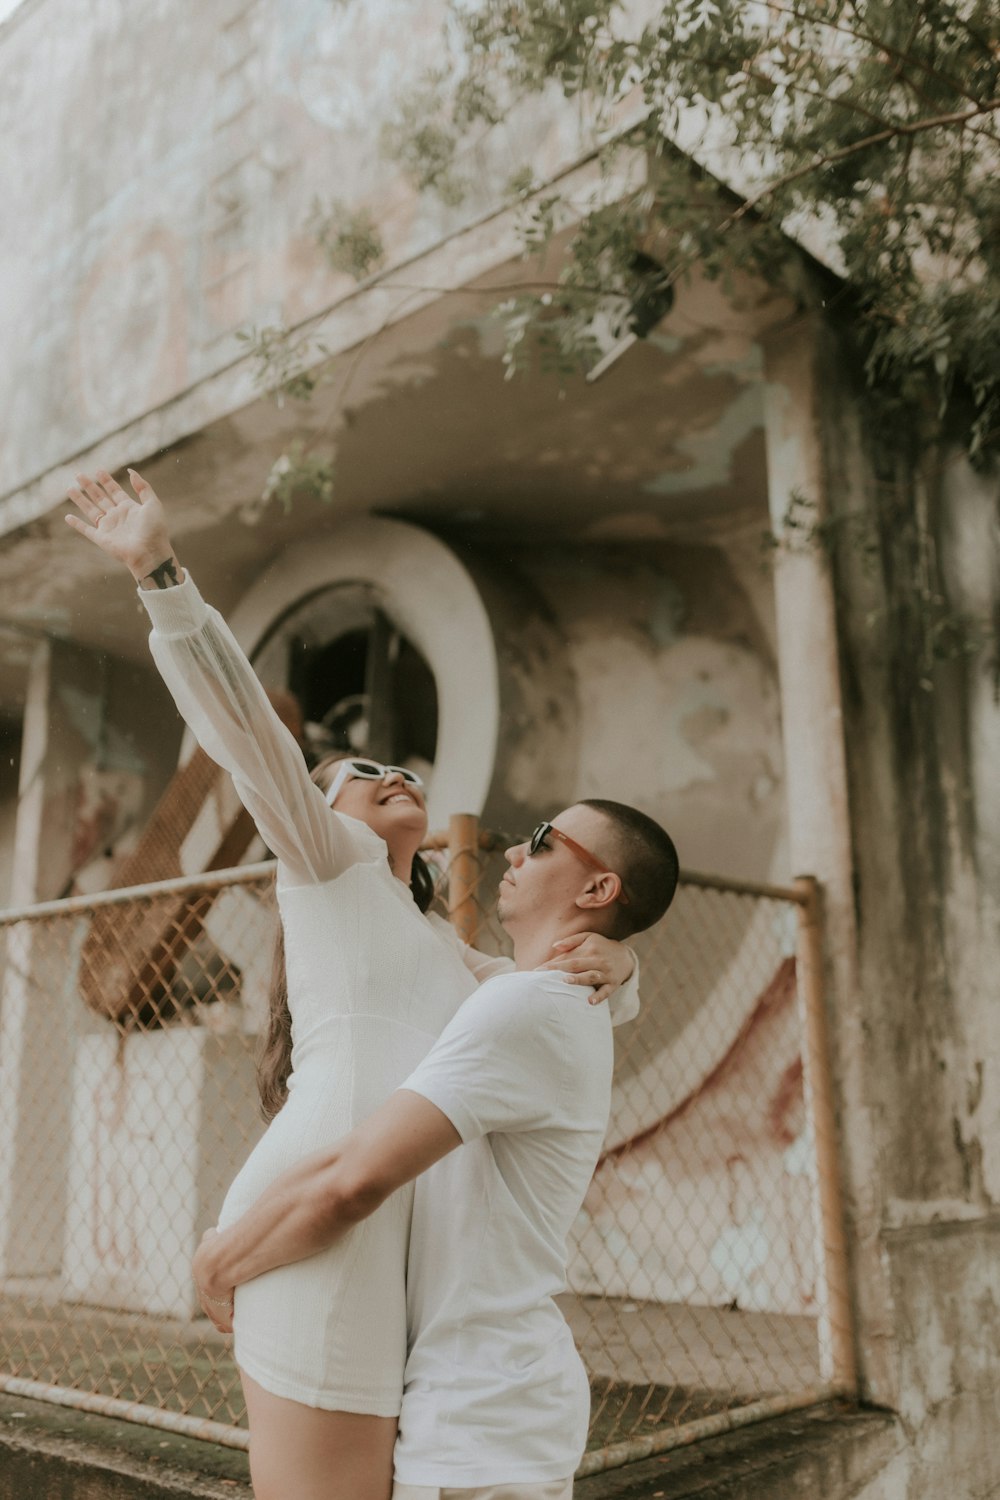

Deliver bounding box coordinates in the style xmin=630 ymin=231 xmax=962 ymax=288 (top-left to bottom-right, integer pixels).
xmin=447 ymin=813 xmax=482 ymax=948
xmin=794 ymin=874 xmax=857 ymax=1393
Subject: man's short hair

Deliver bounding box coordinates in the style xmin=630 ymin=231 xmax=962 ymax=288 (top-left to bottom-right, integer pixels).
xmin=579 ymin=799 xmax=679 ymax=939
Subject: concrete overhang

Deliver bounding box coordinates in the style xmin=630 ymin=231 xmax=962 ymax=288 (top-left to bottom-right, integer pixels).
xmin=0 ymin=191 xmax=798 ymax=708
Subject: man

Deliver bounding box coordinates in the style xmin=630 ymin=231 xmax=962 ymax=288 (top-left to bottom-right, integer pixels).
xmin=195 ymin=798 xmax=678 ymax=1499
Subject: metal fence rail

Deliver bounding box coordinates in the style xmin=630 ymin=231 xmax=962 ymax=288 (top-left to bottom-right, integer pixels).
xmin=0 ymin=818 xmax=855 ymax=1475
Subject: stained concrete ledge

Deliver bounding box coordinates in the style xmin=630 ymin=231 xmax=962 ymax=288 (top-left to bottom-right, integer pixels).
xmin=0 ymin=1391 xmax=902 ymax=1499
xmin=0 ymin=1391 xmax=251 ymax=1499
xmin=576 ymin=1402 xmax=904 ymax=1499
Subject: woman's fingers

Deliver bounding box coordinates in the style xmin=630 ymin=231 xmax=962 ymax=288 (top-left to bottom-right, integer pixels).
xmin=550 ymin=933 xmax=586 ymax=953
xmin=198 ymin=1293 xmax=234 ymax=1334
xmin=94 ymin=468 xmax=134 ymax=506
xmin=66 ymin=485 xmax=104 ymax=524
xmin=74 ymin=468 xmax=143 ymax=515
xmin=76 ymin=473 xmax=112 ymax=512
xmin=589 ymin=984 xmax=613 ymax=1007
xmin=547 ymin=954 xmax=599 ymax=975
xmin=64 ymin=513 xmax=100 ymax=542
xmin=127 ymin=468 xmax=154 ymax=501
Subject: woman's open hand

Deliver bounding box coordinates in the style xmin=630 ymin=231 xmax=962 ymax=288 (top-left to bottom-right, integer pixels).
xmin=538 ymin=932 xmax=635 ymax=1006
xmin=65 ymin=469 xmax=178 ymax=584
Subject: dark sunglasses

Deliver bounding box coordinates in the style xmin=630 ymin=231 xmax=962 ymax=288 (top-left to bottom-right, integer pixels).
xmin=527 ymin=821 xmax=629 ymax=905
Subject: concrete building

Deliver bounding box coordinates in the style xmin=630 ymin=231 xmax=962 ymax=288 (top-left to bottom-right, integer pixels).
xmin=0 ymin=0 xmax=997 ymax=1495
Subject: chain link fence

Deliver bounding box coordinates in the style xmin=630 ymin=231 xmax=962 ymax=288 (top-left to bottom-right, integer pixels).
xmin=0 ymin=819 xmax=854 ymax=1473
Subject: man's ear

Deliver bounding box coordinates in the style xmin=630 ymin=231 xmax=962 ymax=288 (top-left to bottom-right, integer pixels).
xmin=576 ymin=872 xmax=623 ymax=914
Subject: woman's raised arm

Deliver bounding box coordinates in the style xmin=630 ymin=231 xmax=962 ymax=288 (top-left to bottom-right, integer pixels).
xmin=65 ymin=470 xmax=369 ymax=887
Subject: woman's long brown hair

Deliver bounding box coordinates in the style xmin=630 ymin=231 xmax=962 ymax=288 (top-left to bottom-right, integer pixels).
xmin=256 ymin=754 xmax=436 ymax=1122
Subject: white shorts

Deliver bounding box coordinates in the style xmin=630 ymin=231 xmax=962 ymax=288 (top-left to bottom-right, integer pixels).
xmin=392 ymin=1483 xmax=573 ymax=1500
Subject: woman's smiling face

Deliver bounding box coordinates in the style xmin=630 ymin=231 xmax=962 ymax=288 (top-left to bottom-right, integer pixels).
xmin=320 ymin=761 xmax=428 ymax=846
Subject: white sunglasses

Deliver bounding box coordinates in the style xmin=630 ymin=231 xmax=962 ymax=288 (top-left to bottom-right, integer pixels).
xmin=324 ymin=758 xmax=425 ymax=808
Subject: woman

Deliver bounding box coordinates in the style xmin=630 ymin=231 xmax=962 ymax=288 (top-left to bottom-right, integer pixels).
xmin=65 ymin=470 xmax=637 ymax=1500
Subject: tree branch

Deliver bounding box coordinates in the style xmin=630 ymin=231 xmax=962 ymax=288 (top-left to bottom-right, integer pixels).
xmin=762 ymin=0 xmax=987 ymax=107
xmin=718 ymin=97 xmax=1000 ymax=233
xmin=739 ymin=63 xmax=890 ymax=131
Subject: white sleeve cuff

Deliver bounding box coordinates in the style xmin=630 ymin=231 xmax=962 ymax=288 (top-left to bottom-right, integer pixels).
xmin=137 ymin=571 xmax=211 ymax=638
xmin=397 ymin=1083 xmax=478 ymax=1145
xmin=608 ymin=947 xmax=640 ymax=1028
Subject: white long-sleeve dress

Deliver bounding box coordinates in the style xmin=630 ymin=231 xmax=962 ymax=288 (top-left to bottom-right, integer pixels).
xmin=139 ymin=571 xmax=640 ymax=1416
xmin=139 ymin=573 xmax=506 ymax=1414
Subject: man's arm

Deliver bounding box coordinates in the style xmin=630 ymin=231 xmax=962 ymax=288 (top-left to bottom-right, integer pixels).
xmin=195 ymin=977 xmax=575 ymax=1330
xmin=193 ymin=1093 xmax=460 ymax=1330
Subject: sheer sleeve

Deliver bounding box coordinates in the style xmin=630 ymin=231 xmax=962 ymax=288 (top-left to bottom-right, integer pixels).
xmin=423 ymin=914 xmax=515 ymax=982
xmin=425 ymin=913 xmax=641 ymax=1023
xmin=139 ymin=572 xmax=378 ymax=886
xmin=456 ymin=943 xmax=516 ymax=984
xmin=607 ymin=949 xmax=641 ymax=1028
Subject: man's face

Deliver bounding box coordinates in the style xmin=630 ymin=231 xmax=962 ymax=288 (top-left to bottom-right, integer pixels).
xmin=498 ymin=804 xmax=619 ymax=929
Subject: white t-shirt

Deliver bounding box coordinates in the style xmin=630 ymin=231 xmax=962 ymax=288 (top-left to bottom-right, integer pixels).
xmin=393 ymin=970 xmax=614 ymax=1486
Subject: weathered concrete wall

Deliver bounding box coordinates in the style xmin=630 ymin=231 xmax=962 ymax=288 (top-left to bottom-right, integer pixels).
xmin=0 ymin=637 xmax=179 ymax=905
xmin=816 ymin=340 xmax=1000 ymax=1495
xmin=520 ymin=541 xmax=786 ymax=880
xmin=0 ymin=638 xmax=182 ymax=1277
xmin=0 ymin=725 xmax=19 ymax=906
xmin=0 ymin=0 xmax=610 ymax=509
xmin=69 ymin=655 xmax=187 ymax=894
xmin=433 ymin=533 xmax=786 ymax=874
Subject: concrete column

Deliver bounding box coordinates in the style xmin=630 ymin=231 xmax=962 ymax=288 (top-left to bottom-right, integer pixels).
xmin=761 ymin=323 xmax=897 ymax=1403
xmin=0 ymin=637 xmax=172 ymax=1277
xmin=0 ymin=638 xmax=98 ymax=1274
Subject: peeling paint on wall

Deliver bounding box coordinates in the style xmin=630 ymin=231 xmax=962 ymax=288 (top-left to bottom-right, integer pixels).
xmin=514 ymin=544 xmax=786 ymax=881
xmin=643 ymin=384 xmax=765 ymax=497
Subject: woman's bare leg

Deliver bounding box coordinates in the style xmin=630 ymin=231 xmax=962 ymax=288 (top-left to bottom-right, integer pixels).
xmin=242 ymin=1371 xmax=396 ymax=1500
